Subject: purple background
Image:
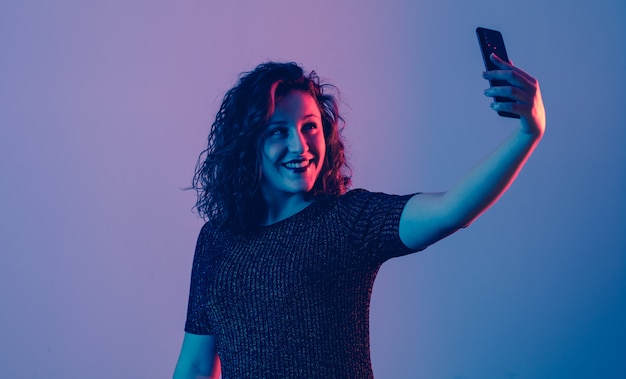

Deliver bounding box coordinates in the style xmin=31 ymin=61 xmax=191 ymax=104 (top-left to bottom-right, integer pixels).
xmin=1 ymin=1 xmax=625 ymax=378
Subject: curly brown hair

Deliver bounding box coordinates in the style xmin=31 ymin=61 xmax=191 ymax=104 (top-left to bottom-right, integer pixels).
xmin=191 ymin=62 xmax=351 ymax=232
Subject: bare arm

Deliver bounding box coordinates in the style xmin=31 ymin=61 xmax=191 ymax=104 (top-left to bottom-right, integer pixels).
xmin=173 ymin=333 xmax=221 ymax=379
xmin=400 ymin=53 xmax=546 ymax=251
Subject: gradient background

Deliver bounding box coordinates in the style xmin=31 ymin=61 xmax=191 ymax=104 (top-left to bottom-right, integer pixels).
xmin=1 ymin=1 xmax=625 ymax=378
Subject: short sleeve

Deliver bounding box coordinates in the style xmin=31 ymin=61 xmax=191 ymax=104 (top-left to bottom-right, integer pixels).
xmin=339 ymin=189 xmax=420 ymax=263
xmin=184 ymin=222 xmax=215 ymax=335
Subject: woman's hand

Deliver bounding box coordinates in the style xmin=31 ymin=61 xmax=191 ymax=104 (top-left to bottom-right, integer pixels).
xmin=483 ymin=53 xmax=546 ymax=137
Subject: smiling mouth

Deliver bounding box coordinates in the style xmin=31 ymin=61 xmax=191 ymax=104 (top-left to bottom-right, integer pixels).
xmin=282 ymin=159 xmax=314 ymax=171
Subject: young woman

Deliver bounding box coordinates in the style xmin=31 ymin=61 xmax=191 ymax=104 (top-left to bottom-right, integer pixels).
xmin=173 ymin=55 xmax=545 ymax=378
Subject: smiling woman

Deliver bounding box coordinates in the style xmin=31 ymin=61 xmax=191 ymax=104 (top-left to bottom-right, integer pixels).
xmin=174 ymin=59 xmax=546 ymax=379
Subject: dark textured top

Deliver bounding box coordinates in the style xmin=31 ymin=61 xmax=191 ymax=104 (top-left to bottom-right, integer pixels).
xmin=184 ymin=189 xmax=419 ymax=378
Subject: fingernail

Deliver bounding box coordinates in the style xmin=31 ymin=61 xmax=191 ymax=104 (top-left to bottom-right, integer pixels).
xmin=484 ymin=88 xmax=491 ymax=95
xmin=482 ymin=71 xmax=488 ymax=78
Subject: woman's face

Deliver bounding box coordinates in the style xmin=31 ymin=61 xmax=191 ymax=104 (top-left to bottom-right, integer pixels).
xmin=260 ymin=90 xmax=326 ymax=203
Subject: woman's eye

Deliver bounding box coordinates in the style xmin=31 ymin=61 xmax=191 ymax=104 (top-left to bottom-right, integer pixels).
xmin=269 ymin=127 xmax=287 ymax=137
xmin=303 ymin=122 xmax=318 ymax=132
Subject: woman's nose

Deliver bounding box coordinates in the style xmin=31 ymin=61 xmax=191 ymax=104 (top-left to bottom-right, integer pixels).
xmin=287 ymin=130 xmax=308 ymax=153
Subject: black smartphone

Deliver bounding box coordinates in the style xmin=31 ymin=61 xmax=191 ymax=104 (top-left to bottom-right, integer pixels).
xmin=476 ymin=27 xmax=520 ymax=118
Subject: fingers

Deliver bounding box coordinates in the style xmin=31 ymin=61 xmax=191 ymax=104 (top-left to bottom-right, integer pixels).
xmin=484 ymin=87 xmax=529 ymax=118
xmin=483 ymin=69 xmax=535 ymax=91
xmin=481 ymin=55 xmax=546 ymax=133
xmin=490 ymin=52 xmax=513 ymax=68
xmin=483 ymin=83 xmax=535 ymax=118
xmin=489 ymin=100 xmax=529 ymax=116
xmin=489 ymin=53 xmax=536 ymax=84
xmin=482 ymin=55 xmax=539 ymax=105
xmin=484 ymin=86 xmax=532 ymax=104
xmin=484 ymin=83 xmax=542 ymax=122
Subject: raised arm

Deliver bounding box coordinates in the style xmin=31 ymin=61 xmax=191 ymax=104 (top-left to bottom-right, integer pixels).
xmin=173 ymin=333 xmax=221 ymax=379
xmin=399 ymin=53 xmax=546 ymax=251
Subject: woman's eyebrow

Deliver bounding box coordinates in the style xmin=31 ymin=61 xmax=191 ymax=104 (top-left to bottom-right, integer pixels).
xmin=303 ymin=114 xmax=320 ymax=119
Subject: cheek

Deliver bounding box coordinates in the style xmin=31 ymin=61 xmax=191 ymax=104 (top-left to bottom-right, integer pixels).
xmin=262 ymin=141 xmax=279 ymax=163
xmin=260 ymin=149 xmax=273 ymax=176
xmin=317 ymin=136 xmax=327 ymax=160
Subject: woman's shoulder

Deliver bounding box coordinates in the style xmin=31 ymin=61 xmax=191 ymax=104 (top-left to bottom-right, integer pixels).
xmin=196 ymin=220 xmax=238 ymax=244
xmin=198 ymin=220 xmax=219 ymax=237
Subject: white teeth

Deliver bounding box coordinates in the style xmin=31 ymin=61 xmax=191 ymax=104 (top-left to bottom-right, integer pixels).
xmin=284 ymin=160 xmax=311 ymax=169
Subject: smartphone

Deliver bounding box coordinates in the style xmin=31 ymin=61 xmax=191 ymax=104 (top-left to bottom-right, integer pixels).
xmin=476 ymin=27 xmax=520 ymax=118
